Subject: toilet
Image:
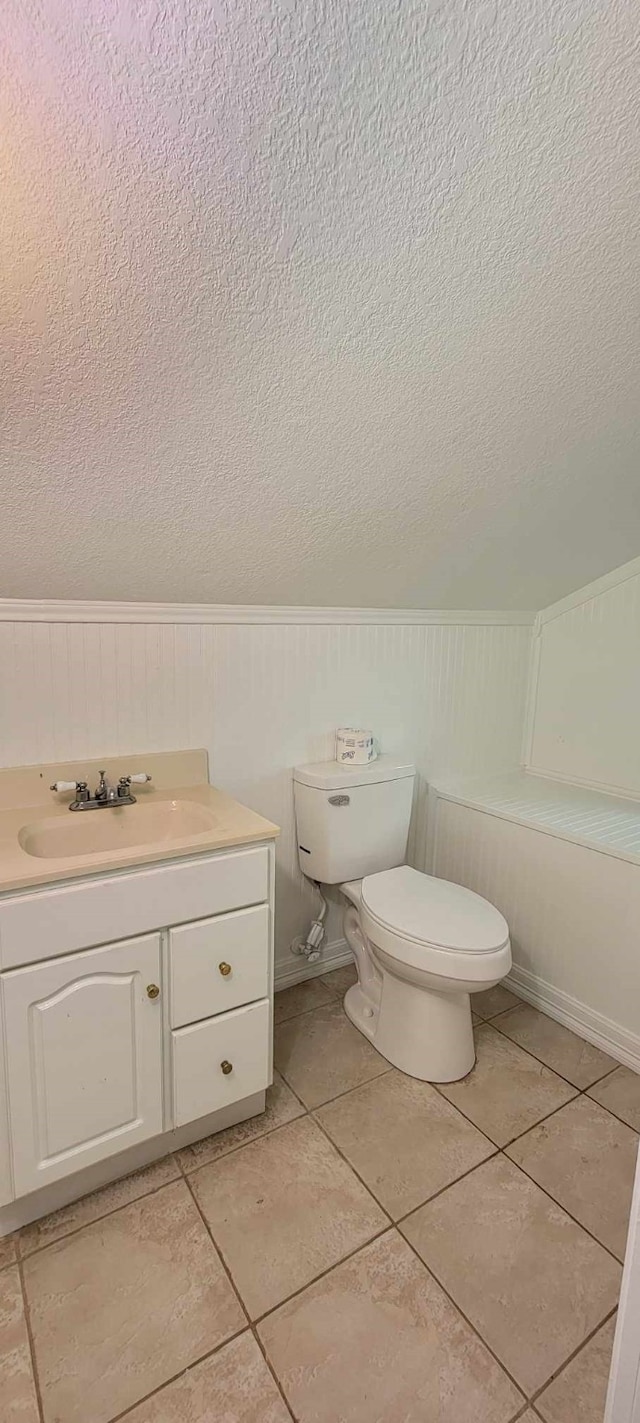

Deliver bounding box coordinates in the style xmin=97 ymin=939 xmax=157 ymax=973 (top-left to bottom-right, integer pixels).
xmin=293 ymin=756 xmax=511 ymax=1082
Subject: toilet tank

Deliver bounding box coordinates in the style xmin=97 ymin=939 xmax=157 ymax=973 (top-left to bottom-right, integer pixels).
xmin=293 ymin=756 xmax=416 ymax=884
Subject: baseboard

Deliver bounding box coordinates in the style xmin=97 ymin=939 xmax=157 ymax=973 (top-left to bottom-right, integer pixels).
xmin=274 ymin=938 xmax=352 ymax=991
xmin=507 ymin=964 xmax=640 ymax=1073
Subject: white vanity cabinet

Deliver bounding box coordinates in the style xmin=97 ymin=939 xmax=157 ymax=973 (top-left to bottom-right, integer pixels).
xmin=0 ymin=839 xmax=275 ymax=1232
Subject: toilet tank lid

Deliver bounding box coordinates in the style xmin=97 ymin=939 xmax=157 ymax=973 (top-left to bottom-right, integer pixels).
xmin=293 ymin=756 xmax=415 ymax=791
xmin=361 ymin=866 xmax=510 ymax=953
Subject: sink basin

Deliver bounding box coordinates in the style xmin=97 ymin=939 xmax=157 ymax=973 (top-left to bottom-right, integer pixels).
xmin=18 ymin=800 xmax=218 ymax=859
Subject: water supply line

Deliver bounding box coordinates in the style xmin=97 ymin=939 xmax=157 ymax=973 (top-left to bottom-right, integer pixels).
xmin=290 ymin=882 xmax=328 ymax=963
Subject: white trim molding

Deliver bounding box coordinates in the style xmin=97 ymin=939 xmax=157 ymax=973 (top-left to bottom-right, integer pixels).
xmin=0 ymin=599 xmax=536 ymax=627
xmin=507 ymin=963 xmax=640 ymax=1074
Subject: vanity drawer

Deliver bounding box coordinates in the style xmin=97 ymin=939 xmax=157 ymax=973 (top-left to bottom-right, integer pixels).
xmin=169 ymin=905 xmax=269 ymax=1027
xmin=172 ymin=998 xmax=270 ymax=1126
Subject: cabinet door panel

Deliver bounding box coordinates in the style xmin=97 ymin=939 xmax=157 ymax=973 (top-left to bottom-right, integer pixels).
xmin=3 ymin=935 xmax=163 ymax=1196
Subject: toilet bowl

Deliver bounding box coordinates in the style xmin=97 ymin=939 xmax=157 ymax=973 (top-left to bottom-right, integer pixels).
xmin=293 ymin=756 xmax=512 ymax=1083
xmin=340 ymin=866 xmax=511 ymax=1082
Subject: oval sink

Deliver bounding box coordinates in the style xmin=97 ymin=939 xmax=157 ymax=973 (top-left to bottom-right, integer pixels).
xmin=19 ymin=800 xmax=218 ymax=859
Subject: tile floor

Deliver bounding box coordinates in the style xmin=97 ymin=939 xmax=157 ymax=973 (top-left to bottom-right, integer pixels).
xmin=2 ymin=963 xmax=638 ymax=1423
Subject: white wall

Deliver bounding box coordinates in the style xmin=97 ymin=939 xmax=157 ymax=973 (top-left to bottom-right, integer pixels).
xmin=525 ymin=556 xmax=640 ymax=799
xmin=0 ymin=607 xmax=532 ymax=984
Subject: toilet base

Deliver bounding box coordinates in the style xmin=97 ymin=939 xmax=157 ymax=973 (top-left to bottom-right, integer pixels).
xmin=344 ymin=973 xmax=475 ymax=1083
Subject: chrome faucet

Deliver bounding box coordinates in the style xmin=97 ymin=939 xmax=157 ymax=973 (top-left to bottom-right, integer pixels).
xmin=50 ymin=771 xmax=152 ymax=812
xmin=96 ymin=770 xmax=118 ymax=804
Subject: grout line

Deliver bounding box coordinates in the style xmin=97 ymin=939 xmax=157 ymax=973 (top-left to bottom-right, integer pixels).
xmin=274 ymin=1060 xmax=395 ymax=1114
xmin=251 ymin=1224 xmax=393 ymax=1328
xmin=107 ymin=1324 xmax=251 ymax=1423
xmin=390 ymin=1146 xmax=500 ymax=1225
xmin=528 ymin=1305 xmax=618 ymax=1408
xmin=252 ymin=1327 xmax=297 ymax=1421
xmin=580 ymin=1064 xmax=623 ymax=1089
xmin=310 ymin=1114 xmax=396 ymax=1226
xmin=183 ymin=1158 xmax=299 ymax=1419
xmin=498 ymin=1147 xmax=627 ymax=1267
xmin=0 ymin=1239 xmax=19 ymax=1274
xmin=488 ymin=1012 xmax=620 ymax=1093
xmin=17 ymin=1257 xmax=46 ymax=1423
xmin=283 ymin=1064 xmax=395 ymax=1113
xmin=401 ymin=1216 xmax=618 ymax=1409
xmin=429 ymin=1073 xmax=579 ymax=1150
xmin=472 ymin=1020 xmax=584 ymax=1094
xmin=182 ymin=1113 xmax=394 ymax=1336
xmin=397 ymin=1226 xmax=529 ymax=1404
xmin=582 ymin=1088 xmax=640 ymax=1136
xmin=182 ymin=1172 xmax=251 ymax=1327
xmin=274 ymin=980 xmax=338 ymax=1020
xmin=16 ymin=1158 xmax=186 ymax=1261
xmin=178 ymin=1113 xmax=309 ymax=1175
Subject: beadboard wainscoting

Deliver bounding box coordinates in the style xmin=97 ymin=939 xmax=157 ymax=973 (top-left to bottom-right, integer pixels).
xmin=431 ymin=795 xmax=640 ymax=1069
xmin=0 ymin=606 xmax=532 ymax=985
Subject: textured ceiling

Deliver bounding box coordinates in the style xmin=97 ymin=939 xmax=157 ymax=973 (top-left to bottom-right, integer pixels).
xmin=1 ymin=0 xmax=639 ymax=610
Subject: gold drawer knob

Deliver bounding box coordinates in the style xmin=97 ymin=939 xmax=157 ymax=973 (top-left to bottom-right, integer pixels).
xmin=218 ymin=962 xmax=232 ymax=977
xmin=221 ymin=1060 xmax=233 ymax=1075
xmin=146 ymin=984 xmax=160 ymax=1000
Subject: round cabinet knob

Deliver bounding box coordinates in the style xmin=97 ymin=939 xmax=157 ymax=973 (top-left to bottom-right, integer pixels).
xmin=220 ymin=1060 xmax=233 ymax=1075
xmin=218 ymin=961 xmax=232 ymax=977
xmin=146 ymin=984 xmax=160 ymax=1000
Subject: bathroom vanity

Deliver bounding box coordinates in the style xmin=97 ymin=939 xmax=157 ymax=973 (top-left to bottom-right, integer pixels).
xmin=0 ymin=750 xmax=278 ymax=1234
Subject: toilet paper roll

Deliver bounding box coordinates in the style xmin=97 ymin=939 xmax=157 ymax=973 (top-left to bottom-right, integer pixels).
xmin=335 ymin=728 xmax=377 ymax=765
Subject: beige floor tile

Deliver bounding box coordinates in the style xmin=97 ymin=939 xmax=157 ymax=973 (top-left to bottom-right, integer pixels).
xmin=316 ymin=1069 xmax=495 ymax=1218
xmin=274 ymin=998 xmax=389 ymax=1109
xmin=438 ymin=1024 xmax=577 ymax=1146
xmin=274 ymin=977 xmax=334 ymax=1024
xmin=19 ymin=1155 xmax=181 ymax=1257
xmin=506 ymin=1096 xmax=638 ymax=1260
xmin=191 ymin=1115 xmax=386 ymax=1319
xmin=177 ymin=1071 xmax=305 ymax=1172
xmin=121 ymin=1331 xmax=291 ymax=1423
xmin=536 ymin=1315 xmax=616 ymax=1423
xmin=0 ymin=1265 xmax=39 ymax=1423
xmin=588 ymin=1066 xmax=640 ymax=1131
xmin=259 ymin=1230 xmax=523 ymax=1423
xmin=0 ymin=1235 xmax=17 ymax=1272
xmin=320 ymin=963 xmax=358 ymax=997
xmin=493 ymin=1005 xmax=617 ymax=1088
xmin=401 ymin=1155 xmax=621 ymax=1396
xmin=471 ymin=985 xmax=520 ymax=1019
xmin=24 ymin=1180 xmax=245 ymax=1423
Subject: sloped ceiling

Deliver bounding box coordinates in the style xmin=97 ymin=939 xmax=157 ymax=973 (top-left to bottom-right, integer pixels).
xmin=1 ymin=0 xmax=639 ymax=610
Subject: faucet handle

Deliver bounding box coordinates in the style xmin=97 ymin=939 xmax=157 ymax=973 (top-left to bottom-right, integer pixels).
xmin=124 ymin=773 xmax=152 ymax=785
xmin=50 ymin=780 xmax=86 ymax=794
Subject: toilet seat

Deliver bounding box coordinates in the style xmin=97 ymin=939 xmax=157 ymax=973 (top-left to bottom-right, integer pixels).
xmin=360 ymin=866 xmax=510 ymax=979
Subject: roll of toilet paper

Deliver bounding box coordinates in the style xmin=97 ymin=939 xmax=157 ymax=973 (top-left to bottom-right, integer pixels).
xmin=335 ymin=728 xmax=377 ymax=765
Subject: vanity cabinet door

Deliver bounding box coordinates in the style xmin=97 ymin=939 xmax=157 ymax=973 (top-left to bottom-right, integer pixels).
xmin=2 ymin=934 xmax=164 ymax=1197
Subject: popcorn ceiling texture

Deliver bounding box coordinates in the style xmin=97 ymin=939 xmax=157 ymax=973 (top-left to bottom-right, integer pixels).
xmin=1 ymin=0 xmax=639 ymax=609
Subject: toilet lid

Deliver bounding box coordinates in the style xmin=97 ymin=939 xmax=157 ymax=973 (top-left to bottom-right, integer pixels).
xmin=361 ymin=866 xmax=509 ymax=953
